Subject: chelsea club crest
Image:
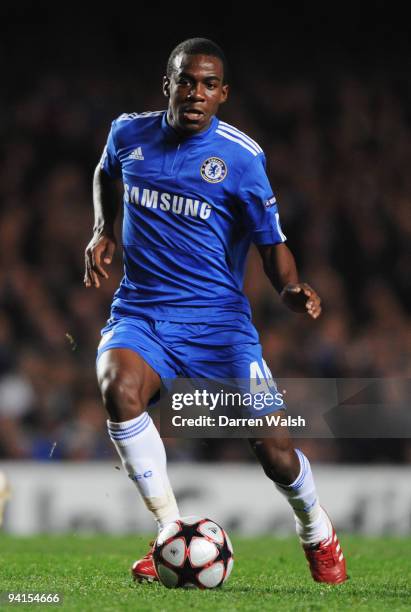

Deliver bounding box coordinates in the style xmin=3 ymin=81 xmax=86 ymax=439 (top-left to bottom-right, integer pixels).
xmin=201 ymin=157 xmax=227 ymax=183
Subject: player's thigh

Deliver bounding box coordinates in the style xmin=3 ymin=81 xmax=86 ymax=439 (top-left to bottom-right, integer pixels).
xmin=97 ymin=347 xmax=161 ymax=412
xmin=197 ymin=341 xmax=281 ymax=408
xmin=96 ymin=315 xmax=178 ymax=416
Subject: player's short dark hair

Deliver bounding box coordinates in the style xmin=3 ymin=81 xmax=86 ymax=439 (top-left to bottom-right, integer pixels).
xmin=166 ymin=38 xmax=228 ymax=83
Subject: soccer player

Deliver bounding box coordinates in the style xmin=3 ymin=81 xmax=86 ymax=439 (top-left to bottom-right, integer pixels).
xmin=84 ymin=38 xmax=347 ymax=584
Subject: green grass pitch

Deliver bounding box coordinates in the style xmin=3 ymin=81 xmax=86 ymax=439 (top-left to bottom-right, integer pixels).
xmin=1 ymin=535 xmax=410 ymax=611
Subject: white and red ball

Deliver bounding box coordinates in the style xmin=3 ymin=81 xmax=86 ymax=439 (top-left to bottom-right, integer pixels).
xmin=153 ymin=516 xmax=234 ymax=589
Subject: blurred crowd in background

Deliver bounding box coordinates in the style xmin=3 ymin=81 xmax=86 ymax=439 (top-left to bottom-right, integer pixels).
xmin=0 ymin=7 xmax=410 ymax=463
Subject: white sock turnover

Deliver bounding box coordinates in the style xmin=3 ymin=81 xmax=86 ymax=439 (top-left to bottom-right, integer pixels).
xmin=275 ymin=448 xmax=332 ymax=545
xmin=108 ymin=413 xmax=180 ymax=532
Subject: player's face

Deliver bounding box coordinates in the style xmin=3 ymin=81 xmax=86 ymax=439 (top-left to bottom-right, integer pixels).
xmin=163 ymin=53 xmax=229 ymax=135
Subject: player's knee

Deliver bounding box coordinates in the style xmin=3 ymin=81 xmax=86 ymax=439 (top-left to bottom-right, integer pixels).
xmin=98 ymin=369 xmax=146 ymax=419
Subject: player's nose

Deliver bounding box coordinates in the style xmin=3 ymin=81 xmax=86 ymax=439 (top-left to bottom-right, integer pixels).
xmin=187 ymin=84 xmax=205 ymax=100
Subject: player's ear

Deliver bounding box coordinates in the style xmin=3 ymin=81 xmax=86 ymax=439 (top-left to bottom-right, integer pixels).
xmin=220 ymin=84 xmax=229 ymax=105
xmin=163 ymin=76 xmax=170 ymax=98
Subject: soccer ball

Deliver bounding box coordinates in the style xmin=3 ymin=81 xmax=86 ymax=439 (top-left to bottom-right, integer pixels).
xmin=153 ymin=516 xmax=234 ymax=588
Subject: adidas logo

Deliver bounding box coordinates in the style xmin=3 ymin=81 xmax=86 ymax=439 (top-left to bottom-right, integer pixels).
xmin=128 ymin=146 xmax=144 ymax=160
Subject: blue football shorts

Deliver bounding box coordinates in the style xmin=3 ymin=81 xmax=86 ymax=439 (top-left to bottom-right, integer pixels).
xmin=96 ymin=314 xmax=284 ymax=417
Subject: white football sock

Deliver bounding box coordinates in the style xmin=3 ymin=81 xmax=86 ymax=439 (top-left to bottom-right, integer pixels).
xmin=108 ymin=413 xmax=180 ymax=531
xmin=275 ymin=448 xmax=332 ymax=545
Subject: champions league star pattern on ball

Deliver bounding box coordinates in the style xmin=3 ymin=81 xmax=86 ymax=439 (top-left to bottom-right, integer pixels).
xmin=151 ymin=516 xmax=234 ymax=589
xmin=100 ymin=111 xmax=286 ymax=323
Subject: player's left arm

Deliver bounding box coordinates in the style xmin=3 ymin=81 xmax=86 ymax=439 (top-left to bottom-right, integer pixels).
xmin=238 ymin=151 xmax=322 ymax=318
xmin=257 ymin=242 xmax=322 ymax=319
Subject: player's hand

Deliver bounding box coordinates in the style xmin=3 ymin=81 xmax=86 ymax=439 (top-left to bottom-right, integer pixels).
xmin=280 ymin=283 xmax=322 ymax=319
xmin=84 ymin=231 xmax=117 ymax=288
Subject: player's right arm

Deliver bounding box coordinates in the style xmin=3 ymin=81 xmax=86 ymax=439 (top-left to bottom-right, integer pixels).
xmin=84 ymin=165 xmax=118 ymax=288
xmin=85 ymin=121 xmax=122 ymax=289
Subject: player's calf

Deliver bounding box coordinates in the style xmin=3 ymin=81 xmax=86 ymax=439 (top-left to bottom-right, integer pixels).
xmin=249 ymin=436 xmax=300 ymax=484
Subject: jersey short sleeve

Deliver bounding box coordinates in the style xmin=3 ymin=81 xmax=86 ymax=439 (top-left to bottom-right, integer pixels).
xmin=237 ymin=153 xmax=286 ymax=245
xmin=99 ymin=120 xmax=122 ymax=179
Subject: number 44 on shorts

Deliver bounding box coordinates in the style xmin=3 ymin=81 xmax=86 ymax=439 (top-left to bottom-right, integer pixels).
xmin=249 ymin=359 xmax=278 ymax=394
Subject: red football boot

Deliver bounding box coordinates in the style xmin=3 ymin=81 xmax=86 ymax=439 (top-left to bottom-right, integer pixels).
xmin=303 ymin=526 xmax=347 ymax=584
xmin=131 ymin=542 xmax=158 ymax=583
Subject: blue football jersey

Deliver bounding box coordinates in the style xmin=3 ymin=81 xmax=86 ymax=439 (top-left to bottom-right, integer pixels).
xmin=100 ymin=111 xmax=286 ymax=322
